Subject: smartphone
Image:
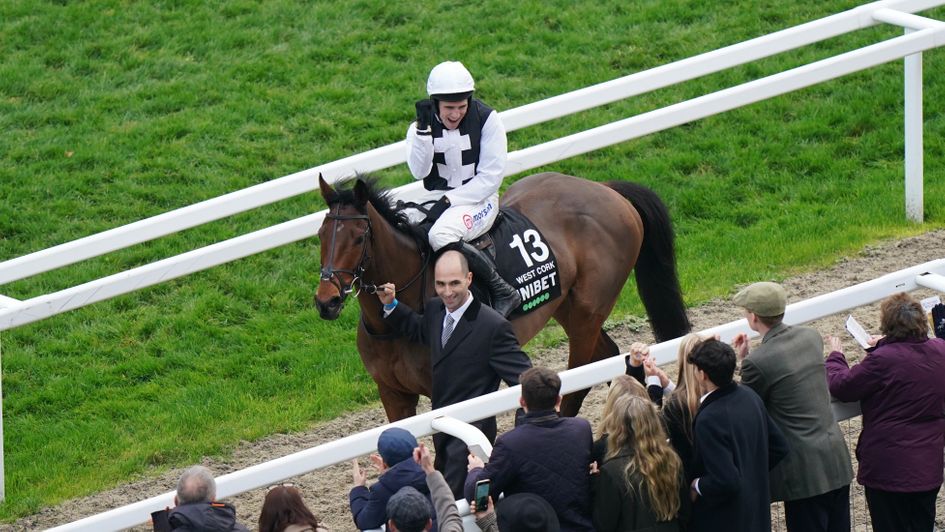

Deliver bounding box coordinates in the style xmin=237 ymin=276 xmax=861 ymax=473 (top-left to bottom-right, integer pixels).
xmin=151 ymin=508 xmax=171 ymax=532
xmin=474 ymin=479 xmax=491 ymax=510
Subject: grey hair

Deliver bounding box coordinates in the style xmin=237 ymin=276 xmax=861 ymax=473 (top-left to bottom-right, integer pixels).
xmin=176 ymin=465 xmax=216 ymax=504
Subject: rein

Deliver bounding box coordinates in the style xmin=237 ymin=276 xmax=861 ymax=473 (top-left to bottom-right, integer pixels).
xmin=320 ymin=204 xmax=430 ymax=303
xmin=319 ymin=205 xmax=372 ymax=298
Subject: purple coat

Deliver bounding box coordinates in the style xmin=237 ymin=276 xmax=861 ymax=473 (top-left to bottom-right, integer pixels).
xmin=825 ymin=336 xmax=945 ymax=492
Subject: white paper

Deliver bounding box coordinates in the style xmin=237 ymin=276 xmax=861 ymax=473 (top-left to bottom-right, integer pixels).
xmin=845 ymin=315 xmax=872 ymax=349
xmin=920 ymin=295 xmax=942 ymax=314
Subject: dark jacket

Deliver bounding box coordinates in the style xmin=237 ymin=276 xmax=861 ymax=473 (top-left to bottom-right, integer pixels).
xmin=464 ymin=410 xmax=595 ymax=532
xmin=593 ymin=449 xmax=688 ymax=532
xmin=826 ymin=336 xmax=945 ymax=492
xmin=661 ymin=397 xmax=696 ymax=484
xmin=167 ymin=501 xmax=249 ymax=532
xmin=348 ymin=458 xmax=434 ymax=530
xmin=386 ymin=296 xmax=532 ymax=494
xmin=690 ymin=383 xmax=789 ymax=532
xmin=386 ymin=297 xmax=531 ymax=410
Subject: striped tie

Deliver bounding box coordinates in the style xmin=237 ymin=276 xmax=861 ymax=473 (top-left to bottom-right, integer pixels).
xmin=442 ymin=314 xmax=455 ymax=347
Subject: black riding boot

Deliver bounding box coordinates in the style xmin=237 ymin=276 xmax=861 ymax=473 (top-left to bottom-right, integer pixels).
xmin=459 ymin=242 xmax=522 ymax=318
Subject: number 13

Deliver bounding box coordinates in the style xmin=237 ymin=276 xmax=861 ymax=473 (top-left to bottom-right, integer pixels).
xmin=509 ymin=230 xmax=550 ymax=268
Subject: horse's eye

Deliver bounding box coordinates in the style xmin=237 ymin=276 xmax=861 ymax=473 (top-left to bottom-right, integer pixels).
xmin=354 ymin=235 xmax=365 ymax=244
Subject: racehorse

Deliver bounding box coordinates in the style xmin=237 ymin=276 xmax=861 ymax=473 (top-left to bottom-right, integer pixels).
xmin=314 ymin=172 xmax=690 ymax=420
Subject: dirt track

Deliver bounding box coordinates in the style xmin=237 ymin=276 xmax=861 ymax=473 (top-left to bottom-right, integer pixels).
xmin=11 ymin=229 xmax=945 ymax=531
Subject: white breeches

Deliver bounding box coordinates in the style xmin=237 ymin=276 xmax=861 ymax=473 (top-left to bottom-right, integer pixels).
xmin=403 ymin=190 xmax=500 ymax=251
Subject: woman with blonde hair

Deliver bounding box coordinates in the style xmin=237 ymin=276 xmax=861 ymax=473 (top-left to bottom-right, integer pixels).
xmin=602 ymin=374 xmax=651 ymax=418
xmin=593 ymin=394 xmax=687 ymax=531
xmin=593 ymin=374 xmax=650 ymax=464
xmin=660 ymin=333 xmax=704 ymax=482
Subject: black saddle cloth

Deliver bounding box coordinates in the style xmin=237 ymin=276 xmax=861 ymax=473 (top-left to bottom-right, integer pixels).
xmin=470 ymin=208 xmax=562 ymax=317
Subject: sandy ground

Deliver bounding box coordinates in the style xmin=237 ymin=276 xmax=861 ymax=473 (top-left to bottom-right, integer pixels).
xmin=10 ymin=229 xmax=945 ymax=532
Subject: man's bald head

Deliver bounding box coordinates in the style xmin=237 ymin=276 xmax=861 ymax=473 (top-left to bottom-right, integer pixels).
xmin=176 ymin=465 xmax=216 ymax=505
xmin=434 ymin=250 xmax=473 ymax=312
xmin=435 ymin=250 xmax=469 ymax=276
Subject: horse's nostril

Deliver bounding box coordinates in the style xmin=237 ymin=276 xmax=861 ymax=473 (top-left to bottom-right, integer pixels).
xmin=328 ymin=296 xmax=342 ymax=308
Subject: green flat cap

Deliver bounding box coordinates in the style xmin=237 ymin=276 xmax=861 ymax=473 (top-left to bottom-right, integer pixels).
xmin=733 ymin=282 xmax=786 ymax=317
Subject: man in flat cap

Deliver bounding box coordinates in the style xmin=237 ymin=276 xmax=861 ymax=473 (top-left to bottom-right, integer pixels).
xmin=732 ymin=282 xmax=853 ymax=532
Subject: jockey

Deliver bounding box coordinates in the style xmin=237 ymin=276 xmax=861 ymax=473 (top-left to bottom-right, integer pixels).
xmin=404 ymin=61 xmax=521 ymax=317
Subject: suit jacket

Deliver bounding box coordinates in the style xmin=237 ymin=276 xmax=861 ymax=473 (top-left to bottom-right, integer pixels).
xmin=386 ymin=296 xmax=532 ymax=410
xmin=740 ymin=323 xmax=853 ymax=501
xmin=690 ymin=383 xmax=789 ymax=532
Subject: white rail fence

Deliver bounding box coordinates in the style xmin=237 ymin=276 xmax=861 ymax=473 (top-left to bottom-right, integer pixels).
xmin=49 ymin=263 xmax=945 ymax=531
xmin=0 ymin=0 xmax=941 ymax=526
xmin=2 ymin=0 xmax=945 ymax=329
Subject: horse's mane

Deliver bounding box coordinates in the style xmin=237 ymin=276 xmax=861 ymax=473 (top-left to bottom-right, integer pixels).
xmin=327 ymin=175 xmax=424 ymax=241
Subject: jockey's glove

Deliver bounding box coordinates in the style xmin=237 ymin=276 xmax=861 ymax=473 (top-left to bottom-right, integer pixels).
xmin=427 ymin=196 xmax=451 ymax=221
xmin=415 ymin=99 xmax=435 ymax=134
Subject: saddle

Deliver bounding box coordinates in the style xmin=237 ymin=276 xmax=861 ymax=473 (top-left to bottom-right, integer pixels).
xmin=398 ymin=200 xmax=562 ymax=316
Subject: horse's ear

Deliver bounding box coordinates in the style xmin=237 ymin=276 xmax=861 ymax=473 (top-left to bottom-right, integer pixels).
xmin=353 ymin=179 xmax=370 ymax=207
xmin=318 ymin=173 xmax=336 ymax=202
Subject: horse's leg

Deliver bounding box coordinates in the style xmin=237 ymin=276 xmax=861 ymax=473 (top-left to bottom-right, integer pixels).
xmin=553 ymin=297 xmax=615 ymax=417
xmin=377 ymin=383 xmax=420 ymax=422
xmin=358 ymin=332 xmax=428 ymax=422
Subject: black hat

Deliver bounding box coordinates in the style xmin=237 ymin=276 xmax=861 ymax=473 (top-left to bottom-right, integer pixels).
xmin=496 ymin=493 xmax=560 ymax=532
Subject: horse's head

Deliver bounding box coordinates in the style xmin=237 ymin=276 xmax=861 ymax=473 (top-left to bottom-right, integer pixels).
xmin=314 ymin=175 xmax=373 ymax=320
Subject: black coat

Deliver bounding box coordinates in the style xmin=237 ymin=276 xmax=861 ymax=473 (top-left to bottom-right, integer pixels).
xmin=386 ymin=296 xmax=532 ymax=411
xmin=593 ymin=449 xmax=689 ymax=532
xmin=690 ymin=383 xmax=789 ymax=532
xmin=167 ymin=502 xmax=249 ymax=532
xmin=661 ymin=397 xmax=696 ymax=484
xmin=386 ymin=296 xmax=532 ymax=495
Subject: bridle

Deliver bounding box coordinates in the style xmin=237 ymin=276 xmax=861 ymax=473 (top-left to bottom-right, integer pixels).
xmin=319 ymin=205 xmax=372 ymax=299
xmin=319 ymin=203 xmax=430 ymax=303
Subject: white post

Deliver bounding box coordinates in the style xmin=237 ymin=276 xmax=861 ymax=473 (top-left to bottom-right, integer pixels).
xmin=904 ymin=28 xmax=924 ymax=222
xmin=0 ymin=334 xmax=5 ymax=502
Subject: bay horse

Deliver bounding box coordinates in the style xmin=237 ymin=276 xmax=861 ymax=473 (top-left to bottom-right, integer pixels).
xmin=314 ymin=172 xmax=690 ymax=420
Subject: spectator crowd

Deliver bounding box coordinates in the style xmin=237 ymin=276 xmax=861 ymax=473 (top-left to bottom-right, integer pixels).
xmin=151 ymin=285 xmax=945 ymax=532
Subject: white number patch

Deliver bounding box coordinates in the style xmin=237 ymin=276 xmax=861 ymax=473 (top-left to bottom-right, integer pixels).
xmin=509 ymin=229 xmax=550 ymax=268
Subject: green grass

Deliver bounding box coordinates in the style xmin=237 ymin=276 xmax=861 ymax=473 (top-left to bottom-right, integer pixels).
xmin=1 ymin=0 xmax=944 ymax=521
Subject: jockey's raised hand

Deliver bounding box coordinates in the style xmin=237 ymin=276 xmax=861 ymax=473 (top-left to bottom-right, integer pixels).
xmin=377 ymin=283 xmax=396 ymax=306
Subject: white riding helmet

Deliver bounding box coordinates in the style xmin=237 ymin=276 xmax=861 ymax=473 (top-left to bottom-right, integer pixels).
xmin=426 ymin=61 xmax=475 ymax=101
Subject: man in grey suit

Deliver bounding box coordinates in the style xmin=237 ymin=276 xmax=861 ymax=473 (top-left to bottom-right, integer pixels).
xmin=732 ymin=282 xmax=853 ymax=532
xmin=377 ymin=250 xmax=532 ymax=497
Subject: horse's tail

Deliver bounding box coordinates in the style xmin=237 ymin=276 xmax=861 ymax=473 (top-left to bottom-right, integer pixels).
xmin=606 ymin=181 xmax=691 ymax=342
